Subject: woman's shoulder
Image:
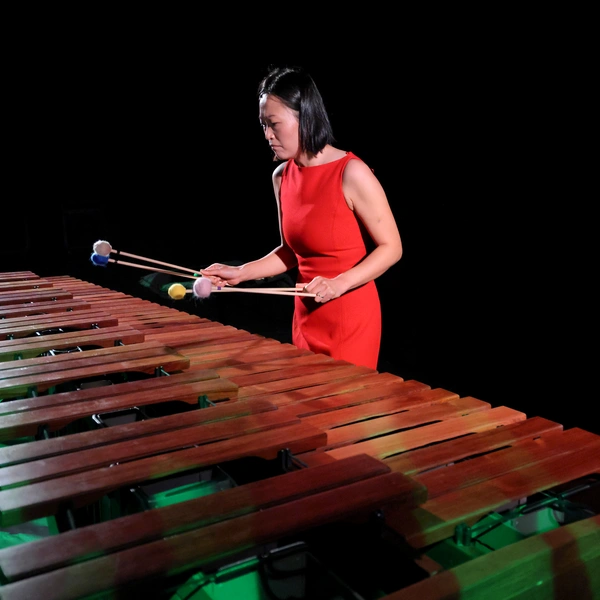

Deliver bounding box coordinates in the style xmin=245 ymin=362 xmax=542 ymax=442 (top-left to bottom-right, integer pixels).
xmin=343 ymin=153 xmax=375 ymax=178
xmin=272 ymin=160 xmax=289 ymax=180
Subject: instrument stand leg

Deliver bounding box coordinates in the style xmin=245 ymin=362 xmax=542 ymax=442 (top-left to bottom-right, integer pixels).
xmin=199 ymin=394 xmax=215 ymax=408
xmin=278 ymin=449 xmax=308 ymax=472
xmin=36 ymin=424 xmax=51 ymax=440
xmin=55 ymin=503 xmax=78 ymax=533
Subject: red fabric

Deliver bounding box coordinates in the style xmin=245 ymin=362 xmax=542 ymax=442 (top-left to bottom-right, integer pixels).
xmin=280 ymin=152 xmax=381 ymax=369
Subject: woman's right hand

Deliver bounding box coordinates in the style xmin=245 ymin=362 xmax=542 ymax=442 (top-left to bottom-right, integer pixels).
xmin=199 ymin=263 xmax=244 ymax=287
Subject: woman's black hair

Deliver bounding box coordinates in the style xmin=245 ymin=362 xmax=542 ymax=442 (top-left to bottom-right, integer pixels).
xmin=258 ymin=65 xmax=335 ymax=156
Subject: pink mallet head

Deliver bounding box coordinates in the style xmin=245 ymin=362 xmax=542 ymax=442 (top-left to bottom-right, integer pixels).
xmin=192 ymin=277 xmax=213 ymax=299
xmin=93 ymin=240 xmax=112 ymax=257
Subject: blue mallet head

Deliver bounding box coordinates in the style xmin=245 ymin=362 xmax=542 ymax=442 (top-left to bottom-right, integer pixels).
xmin=90 ymin=252 xmax=110 ymax=266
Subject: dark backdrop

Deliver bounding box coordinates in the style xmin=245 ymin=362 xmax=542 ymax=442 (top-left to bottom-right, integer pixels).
xmin=3 ymin=29 xmax=595 ymax=434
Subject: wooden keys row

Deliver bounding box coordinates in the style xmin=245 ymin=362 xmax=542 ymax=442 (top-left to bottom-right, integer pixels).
xmin=0 ymin=270 xmax=598 ymax=599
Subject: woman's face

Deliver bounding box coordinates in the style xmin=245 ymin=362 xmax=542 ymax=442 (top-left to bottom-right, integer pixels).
xmin=259 ymin=94 xmax=299 ymax=161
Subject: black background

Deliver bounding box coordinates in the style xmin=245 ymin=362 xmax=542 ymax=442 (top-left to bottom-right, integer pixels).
xmin=3 ymin=19 xmax=596 ymax=434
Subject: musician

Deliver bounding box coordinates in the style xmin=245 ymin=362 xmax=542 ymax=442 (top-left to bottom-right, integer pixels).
xmin=201 ymin=65 xmax=402 ymax=370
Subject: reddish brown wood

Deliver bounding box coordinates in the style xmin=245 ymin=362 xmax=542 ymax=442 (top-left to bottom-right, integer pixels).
xmin=0 ymin=453 xmax=391 ymax=581
xmin=386 ymin=436 xmax=600 ymax=548
xmin=0 ymin=422 xmax=327 ymax=527
xmin=0 ymin=397 xmax=272 ymax=466
xmin=0 ymin=325 xmax=145 ymax=361
xmin=0 ymin=271 xmax=40 ymax=281
xmin=384 ymin=515 xmax=600 ymax=600
xmin=0 ymin=272 xmax=598 ymax=599
xmin=0 ymin=289 xmax=73 ymax=306
xmin=0 ymin=377 xmax=240 ymax=441
xmin=0 ymin=410 xmax=301 ymax=487
xmin=0 ymin=369 xmax=222 ymax=415
xmin=0 ymin=342 xmax=191 ymax=399
xmin=0 ymin=471 xmax=426 ymax=600
xmin=0 ymin=299 xmax=91 ymax=319
xmin=0 ymin=280 xmax=54 ymax=292
xmin=0 ymin=310 xmax=119 ymax=340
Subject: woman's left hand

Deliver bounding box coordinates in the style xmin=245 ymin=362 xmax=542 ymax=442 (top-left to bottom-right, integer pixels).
xmin=303 ymin=276 xmax=346 ymax=303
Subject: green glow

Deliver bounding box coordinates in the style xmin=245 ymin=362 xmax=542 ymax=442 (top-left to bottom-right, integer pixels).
xmin=148 ymin=478 xmax=233 ymax=509
xmin=0 ymin=516 xmax=58 ymax=549
xmin=171 ymin=544 xmax=360 ymax=599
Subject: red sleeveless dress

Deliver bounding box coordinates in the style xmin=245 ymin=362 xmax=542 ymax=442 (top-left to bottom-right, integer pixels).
xmin=280 ymin=152 xmax=381 ymax=369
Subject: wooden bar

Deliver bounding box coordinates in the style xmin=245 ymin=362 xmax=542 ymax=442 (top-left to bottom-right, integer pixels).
xmin=0 ymin=271 xmax=40 ymax=282
xmin=299 ymin=405 xmax=529 ymax=465
xmin=0 ymin=341 xmax=191 ymax=399
xmin=384 ymin=515 xmax=600 ymax=599
xmin=0 ymin=369 xmax=226 ymax=415
xmin=384 ymin=435 xmax=600 ymax=548
xmin=0 ymin=289 xmax=73 ymax=306
xmin=0 ymin=376 xmax=239 ymax=441
xmin=0 ymin=310 xmax=119 ymax=340
xmin=0 ymin=298 xmax=91 ymax=319
xmin=0 ymin=324 xmax=145 ymax=362
xmin=0 ymin=280 xmax=54 ymax=292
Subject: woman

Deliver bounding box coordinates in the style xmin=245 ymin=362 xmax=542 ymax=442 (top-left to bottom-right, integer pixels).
xmin=200 ymin=65 xmax=402 ymax=370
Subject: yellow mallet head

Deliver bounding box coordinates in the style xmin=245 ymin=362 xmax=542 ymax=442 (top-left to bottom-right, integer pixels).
xmin=168 ymin=283 xmax=187 ymax=300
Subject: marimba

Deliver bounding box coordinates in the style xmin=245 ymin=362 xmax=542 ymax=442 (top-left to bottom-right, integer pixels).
xmin=0 ymin=271 xmax=598 ymax=600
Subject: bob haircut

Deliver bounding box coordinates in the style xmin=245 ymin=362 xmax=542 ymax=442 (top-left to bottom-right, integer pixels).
xmin=258 ymin=65 xmax=335 ymax=157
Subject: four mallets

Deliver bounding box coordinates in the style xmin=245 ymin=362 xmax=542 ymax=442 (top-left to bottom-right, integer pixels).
xmin=91 ymin=240 xmax=316 ymax=300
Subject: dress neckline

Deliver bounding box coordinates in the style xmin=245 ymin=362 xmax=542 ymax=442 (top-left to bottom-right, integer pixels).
xmin=295 ymin=152 xmax=350 ymax=170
